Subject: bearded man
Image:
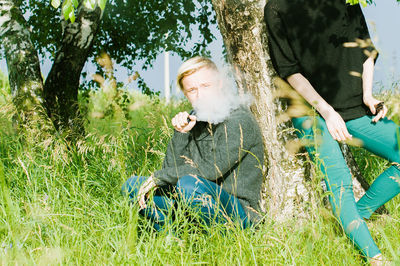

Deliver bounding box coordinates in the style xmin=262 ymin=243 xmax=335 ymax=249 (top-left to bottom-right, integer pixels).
xmin=121 ymin=56 xmax=264 ymax=230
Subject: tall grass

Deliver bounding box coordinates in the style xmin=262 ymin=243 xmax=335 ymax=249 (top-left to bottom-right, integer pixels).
xmin=0 ymin=76 xmax=399 ymax=264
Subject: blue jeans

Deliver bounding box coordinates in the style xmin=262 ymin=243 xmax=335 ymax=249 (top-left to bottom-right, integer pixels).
xmin=292 ymin=115 xmax=400 ymax=258
xmin=121 ymin=175 xmax=251 ymax=231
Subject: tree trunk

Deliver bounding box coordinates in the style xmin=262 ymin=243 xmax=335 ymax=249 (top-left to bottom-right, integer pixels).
xmin=43 ymin=3 xmax=103 ymax=138
xmin=0 ymin=0 xmax=54 ymax=138
xmin=212 ymin=0 xmax=310 ymax=220
xmin=211 ymin=0 xmax=377 ymax=220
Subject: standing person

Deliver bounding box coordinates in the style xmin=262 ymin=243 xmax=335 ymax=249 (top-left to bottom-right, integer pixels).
xmin=264 ymin=0 xmax=399 ymax=263
xmin=121 ymin=56 xmax=264 ymax=231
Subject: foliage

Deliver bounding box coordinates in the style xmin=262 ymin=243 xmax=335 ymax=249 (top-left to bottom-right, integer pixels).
xmin=1 ymin=74 xmax=400 ymax=263
xmin=346 ymin=0 xmax=373 ymax=7
xmin=86 ymin=52 xmax=158 ymax=124
xmin=3 ymin=0 xmax=216 ymax=134
xmin=346 ymin=0 xmax=400 ymax=6
xmin=51 ymin=0 xmax=107 ymax=22
xmin=376 ymin=83 xmax=400 ymax=125
xmin=22 ymin=0 xmax=216 ymax=73
xmin=0 ymin=70 xmax=10 ymax=106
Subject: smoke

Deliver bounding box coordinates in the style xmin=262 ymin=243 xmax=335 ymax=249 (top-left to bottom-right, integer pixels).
xmin=192 ymin=66 xmax=253 ymax=124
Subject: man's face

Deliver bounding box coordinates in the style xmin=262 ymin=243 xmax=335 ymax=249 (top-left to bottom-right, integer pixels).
xmin=181 ymin=67 xmax=222 ymax=105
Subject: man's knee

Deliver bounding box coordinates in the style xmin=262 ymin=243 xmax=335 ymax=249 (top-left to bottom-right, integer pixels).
xmin=176 ymin=175 xmax=203 ymax=198
xmin=121 ymin=176 xmax=146 ymax=199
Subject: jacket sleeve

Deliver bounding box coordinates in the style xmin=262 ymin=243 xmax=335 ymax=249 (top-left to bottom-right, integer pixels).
xmin=153 ymin=117 xmax=258 ymax=186
xmin=162 ymin=130 xmax=190 ymax=169
xmin=264 ymin=4 xmax=302 ymax=78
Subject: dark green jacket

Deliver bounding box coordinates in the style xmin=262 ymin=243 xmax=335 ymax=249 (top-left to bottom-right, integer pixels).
xmin=153 ymin=107 xmax=264 ymax=222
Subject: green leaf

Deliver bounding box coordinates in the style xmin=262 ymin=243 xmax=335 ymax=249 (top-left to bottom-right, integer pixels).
xmin=69 ymin=11 xmax=76 ymax=23
xmin=99 ymin=0 xmax=107 ymax=10
xmin=51 ymin=0 xmax=61 ymax=9
xmin=83 ymin=0 xmax=96 ymax=9
xmin=360 ymin=0 xmax=368 ymax=7
xmin=62 ymin=2 xmax=73 ymax=21
xmin=346 ymin=0 xmax=371 ymax=6
xmin=72 ymin=0 xmax=79 ymax=8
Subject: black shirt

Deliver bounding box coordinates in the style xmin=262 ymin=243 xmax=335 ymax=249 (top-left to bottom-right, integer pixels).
xmin=264 ymin=0 xmax=377 ymax=121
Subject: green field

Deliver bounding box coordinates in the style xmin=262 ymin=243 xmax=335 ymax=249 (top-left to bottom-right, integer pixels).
xmin=1 ymin=77 xmax=399 ymax=265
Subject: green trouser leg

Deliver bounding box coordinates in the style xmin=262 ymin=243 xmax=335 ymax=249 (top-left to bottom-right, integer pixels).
xmin=292 ymin=115 xmax=400 ymax=258
xmin=346 ymin=116 xmax=400 ymax=219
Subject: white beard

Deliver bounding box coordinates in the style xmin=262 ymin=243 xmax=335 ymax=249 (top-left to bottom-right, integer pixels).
xmin=193 ymin=97 xmax=232 ymax=124
xmin=192 ymin=89 xmax=250 ymax=124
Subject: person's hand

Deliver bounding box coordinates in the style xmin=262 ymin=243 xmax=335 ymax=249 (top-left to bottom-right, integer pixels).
xmin=364 ymin=96 xmax=388 ymax=123
xmin=172 ymin=111 xmax=197 ymax=133
xmin=321 ymin=108 xmax=352 ymax=142
xmin=137 ymin=176 xmax=157 ymax=210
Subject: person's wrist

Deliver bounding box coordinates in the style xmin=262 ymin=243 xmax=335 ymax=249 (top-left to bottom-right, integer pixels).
xmin=175 ymin=129 xmax=187 ymax=134
xmin=363 ymin=95 xmax=373 ymax=104
xmin=148 ymin=175 xmax=156 ymax=186
xmin=174 ymin=129 xmax=189 ymax=135
xmin=318 ymin=104 xmax=335 ymax=119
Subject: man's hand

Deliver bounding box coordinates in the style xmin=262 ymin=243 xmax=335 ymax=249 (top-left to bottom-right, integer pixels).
xmin=137 ymin=176 xmax=157 ymax=210
xmin=172 ymin=111 xmax=197 ymax=133
xmin=364 ymin=96 xmax=388 ymax=123
xmin=322 ymin=108 xmax=352 ymax=142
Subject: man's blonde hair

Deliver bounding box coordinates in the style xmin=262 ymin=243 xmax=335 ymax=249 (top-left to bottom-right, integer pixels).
xmin=176 ymin=56 xmax=218 ymax=91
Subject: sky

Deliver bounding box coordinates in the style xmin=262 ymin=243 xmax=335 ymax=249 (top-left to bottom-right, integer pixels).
xmin=1 ymin=1 xmax=399 ymax=97
xmin=362 ymin=1 xmax=400 ymax=90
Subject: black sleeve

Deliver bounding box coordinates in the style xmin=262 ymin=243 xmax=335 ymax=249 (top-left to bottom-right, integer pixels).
xmin=348 ymin=4 xmax=379 ymax=63
xmin=264 ymin=4 xmax=302 ymax=78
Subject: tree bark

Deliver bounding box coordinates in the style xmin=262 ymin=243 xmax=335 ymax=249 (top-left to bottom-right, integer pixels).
xmin=43 ymin=2 xmax=103 ymax=138
xmin=211 ymin=0 xmax=377 ymax=220
xmin=212 ymin=0 xmax=310 ymax=220
xmin=0 ymin=0 xmax=54 ymax=137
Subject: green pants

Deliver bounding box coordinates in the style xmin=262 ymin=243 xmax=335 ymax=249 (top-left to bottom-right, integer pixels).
xmin=292 ymin=115 xmax=400 ymax=258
